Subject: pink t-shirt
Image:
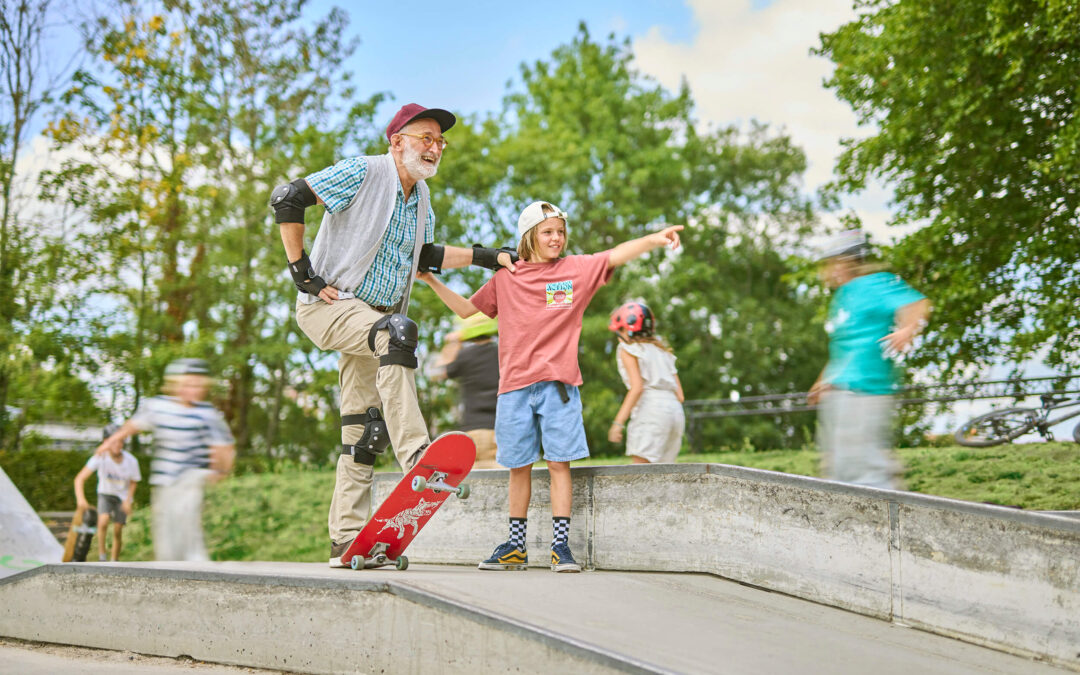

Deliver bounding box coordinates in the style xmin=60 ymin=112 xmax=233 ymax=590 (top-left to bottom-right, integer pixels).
xmin=469 ymin=252 xmax=613 ymax=394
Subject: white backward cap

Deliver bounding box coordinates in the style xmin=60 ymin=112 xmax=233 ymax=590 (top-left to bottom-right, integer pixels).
xmin=817 ymin=229 xmax=869 ymax=261
xmin=517 ymin=201 xmax=568 ymax=238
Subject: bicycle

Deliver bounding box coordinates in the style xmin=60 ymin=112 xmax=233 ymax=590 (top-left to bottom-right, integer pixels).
xmin=954 ymin=394 xmax=1080 ymax=447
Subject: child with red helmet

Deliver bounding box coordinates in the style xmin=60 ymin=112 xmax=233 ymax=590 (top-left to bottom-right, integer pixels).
xmin=419 ymin=201 xmax=682 ymax=573
xmin=607 ymin=302 xmax=685 ymax=463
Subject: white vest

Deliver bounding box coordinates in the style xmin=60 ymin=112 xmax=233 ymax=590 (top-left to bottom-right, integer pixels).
xmin=298 ymin=153 xmax=429 ymax=315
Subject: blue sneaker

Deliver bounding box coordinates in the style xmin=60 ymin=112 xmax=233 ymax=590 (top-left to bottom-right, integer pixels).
xmin=478 ymin=541 xmax=528 ymax=570
xmin=550 ymin=542 xmax=581 ymax=573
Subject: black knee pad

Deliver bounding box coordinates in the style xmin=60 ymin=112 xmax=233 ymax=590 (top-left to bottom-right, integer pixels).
xmin=367 ymin=313 xmax=418 ymax=369
xmin=340 ymin=408 xmax=390 ymax=464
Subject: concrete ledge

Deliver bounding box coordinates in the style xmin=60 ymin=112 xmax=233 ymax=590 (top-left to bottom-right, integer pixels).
xmin=378 ymin=462 xmax=1080 ymax=669
xmin=0 ymin=563 xmax=664 ymax=674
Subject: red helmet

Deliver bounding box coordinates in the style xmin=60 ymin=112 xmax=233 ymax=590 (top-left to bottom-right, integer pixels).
xmin=608 ymin=302 xmax=654 ymax=338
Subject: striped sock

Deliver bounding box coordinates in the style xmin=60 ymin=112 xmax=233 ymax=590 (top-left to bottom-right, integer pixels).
xmin=509 ymin=518 xmax=527 ymax=550
xmin=552 ymin=517 xmax=570 ymax=547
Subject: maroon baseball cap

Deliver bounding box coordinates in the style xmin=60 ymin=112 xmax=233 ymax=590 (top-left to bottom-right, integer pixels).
xmin=385 ymin=103 xmax=456 ymax=143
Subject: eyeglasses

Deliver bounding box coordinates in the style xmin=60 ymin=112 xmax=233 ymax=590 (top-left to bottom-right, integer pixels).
xmin=398 ymin=132 xmax=448 ymax=150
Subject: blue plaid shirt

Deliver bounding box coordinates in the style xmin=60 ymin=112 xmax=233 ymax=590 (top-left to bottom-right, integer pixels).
xmin=306 ymin=156 xmax=435 ymax=307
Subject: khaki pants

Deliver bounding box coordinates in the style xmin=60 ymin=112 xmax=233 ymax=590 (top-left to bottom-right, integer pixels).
xmin=466 ymin=428 xmax=498 ymax=469
xmin=297 ymin=299 xmax=430 ymax=544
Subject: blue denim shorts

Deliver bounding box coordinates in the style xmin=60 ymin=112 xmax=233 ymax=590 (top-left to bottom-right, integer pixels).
xmin=494 ymin=381 xmax=591 ymax=468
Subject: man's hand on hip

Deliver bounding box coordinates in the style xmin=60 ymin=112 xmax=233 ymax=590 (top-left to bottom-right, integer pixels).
xmin=317 ymin=285 xmax=340 ymax=304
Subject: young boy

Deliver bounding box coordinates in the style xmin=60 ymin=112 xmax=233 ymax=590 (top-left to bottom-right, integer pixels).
xmin=419 ymin=201 xmax=681 ymax=572
xmin=74 ymin=425 xmax=141 ymax=561
xmin=97 ymin=358 xmax=235 ymax=561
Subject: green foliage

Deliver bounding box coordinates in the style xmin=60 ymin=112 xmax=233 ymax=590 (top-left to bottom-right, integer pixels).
xmin=0 ymin=0 xmax=103 ymax=448
xmin=0 ymin=449 xmax=152 ymax=511
xmin=40 ymin=0 xmax=378 ymax=459
xmin=817 ymin=0 xmax=1080 ymax=372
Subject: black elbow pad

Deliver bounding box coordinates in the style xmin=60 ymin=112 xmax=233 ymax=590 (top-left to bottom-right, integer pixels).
xmin=270 ymin=179 xmax=317 ymax=224
xmin=418 ymin=243 xmax=445 ymax=274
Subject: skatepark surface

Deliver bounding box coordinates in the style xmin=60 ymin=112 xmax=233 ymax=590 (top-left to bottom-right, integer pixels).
xmin=0 ymin=560 xmax=1064 ymax=674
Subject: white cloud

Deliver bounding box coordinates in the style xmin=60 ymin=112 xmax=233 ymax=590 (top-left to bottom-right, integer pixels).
xmin=632 ymin=0 xmax=913 ymax=243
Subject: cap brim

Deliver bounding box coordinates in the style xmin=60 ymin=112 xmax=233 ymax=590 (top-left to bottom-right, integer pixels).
xmin=405 ymin=108 xmax=456 ymax=133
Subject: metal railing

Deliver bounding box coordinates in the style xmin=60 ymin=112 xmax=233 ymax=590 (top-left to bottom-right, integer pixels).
xmin=683 ymin=375 xmax=1080 ymax=452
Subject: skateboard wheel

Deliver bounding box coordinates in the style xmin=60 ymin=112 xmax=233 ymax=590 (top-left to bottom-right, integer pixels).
xmin=457 ymin=483 xmax=470 ymax=500
xmin=411 ymin=476 xmax=428 ymax=492
xmin=396 ymin=555 xmax=409 ymax=571
xmin=350 ymin=555 xmax=365 ymax=570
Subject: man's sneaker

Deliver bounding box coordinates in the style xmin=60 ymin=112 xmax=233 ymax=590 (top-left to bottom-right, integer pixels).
xmin=329 ymin=539 xmax=353 ymax=568
xmin=550 ymin=542 xmax=581 ymax=573
xmin=478 ymin=541 xmax=528 ymax=570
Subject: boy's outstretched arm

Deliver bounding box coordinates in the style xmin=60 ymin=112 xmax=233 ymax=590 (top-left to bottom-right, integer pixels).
xmin=608 ymin=225 xmax=684 ymax=268
xmin=416 ymin=271 xmax=481 ymax=319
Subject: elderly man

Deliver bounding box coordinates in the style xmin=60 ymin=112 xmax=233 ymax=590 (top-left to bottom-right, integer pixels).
xmin=271 ymin=103 xmax=515 ymax=567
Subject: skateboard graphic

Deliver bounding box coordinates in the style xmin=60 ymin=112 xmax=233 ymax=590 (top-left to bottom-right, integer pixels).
xmin=62 ymin=505 xmax=98 ymax=563
xmin=342 ymin=431 xmax=476 ymax=571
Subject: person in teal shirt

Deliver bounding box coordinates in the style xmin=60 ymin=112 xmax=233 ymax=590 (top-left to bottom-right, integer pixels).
xmin=808 ymin=230 xmax=931 ymax=489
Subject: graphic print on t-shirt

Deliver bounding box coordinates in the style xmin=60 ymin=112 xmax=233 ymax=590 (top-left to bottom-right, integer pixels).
xmin=546 ymin=280 xmax=573 ymax=309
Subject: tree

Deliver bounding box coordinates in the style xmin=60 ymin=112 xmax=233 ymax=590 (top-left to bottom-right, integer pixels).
xmin=0 ymin=0 xmax=99 ymax=448
xmin=42 ymin=0 xmax=380 ymax=459
xmin=818 ymin=0 xmax=1080 ymax=373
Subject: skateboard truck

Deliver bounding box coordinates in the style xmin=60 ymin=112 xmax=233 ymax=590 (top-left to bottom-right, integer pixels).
xmin=350 ymin=542 xmax=409 ymax=571
xmin=411 ymin=471 xmax=470 ymax=499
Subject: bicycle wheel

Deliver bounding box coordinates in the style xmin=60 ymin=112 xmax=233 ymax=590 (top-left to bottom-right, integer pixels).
xmin=954 ymin=407 xmax=1039 ymax=447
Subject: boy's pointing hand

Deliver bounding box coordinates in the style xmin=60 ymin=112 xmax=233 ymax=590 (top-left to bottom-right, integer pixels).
xmin=657 ymin=225 xmax=683 ymax=251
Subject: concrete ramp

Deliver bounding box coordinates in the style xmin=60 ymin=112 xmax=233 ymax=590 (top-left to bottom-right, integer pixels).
xmin=384 ymin=463 xmax=1080 ymax=669
xmin=0 ymin=562 xmax=1063 ymax=674
xmin=0 ymin=467 xmax=62 ymax=578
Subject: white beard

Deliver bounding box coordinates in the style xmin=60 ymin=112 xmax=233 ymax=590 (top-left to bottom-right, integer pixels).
xmin=403 ymin=144 xmax=438 ymax=180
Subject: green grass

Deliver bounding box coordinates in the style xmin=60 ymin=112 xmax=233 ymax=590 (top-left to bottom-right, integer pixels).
xmin=577 ymin=447 xmax=822 ymax=477
xmin=111 ymin=442 xmax=1079 ymax=562
xmin=899 ymin=442 xmax=1080 ymax=510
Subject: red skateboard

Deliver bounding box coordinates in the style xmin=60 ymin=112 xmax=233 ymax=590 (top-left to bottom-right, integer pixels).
xmin=342 ymin=431 xmax=476 ymax=570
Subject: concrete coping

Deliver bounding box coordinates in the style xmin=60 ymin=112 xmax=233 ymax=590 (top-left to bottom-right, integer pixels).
xmin=376 ymin=461 xmax=1080 ymax=535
